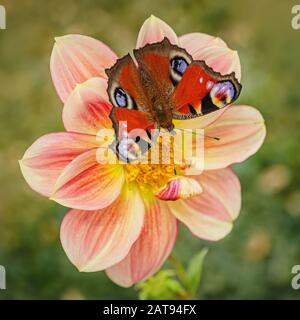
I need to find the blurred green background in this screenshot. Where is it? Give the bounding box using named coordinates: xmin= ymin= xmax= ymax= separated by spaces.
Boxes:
xmin=0 ymin=0 xmax=300 ymax=299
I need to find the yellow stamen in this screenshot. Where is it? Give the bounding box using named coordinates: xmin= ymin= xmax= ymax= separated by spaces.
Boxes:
xmin=124 ymin=138 xmax=184 ymax=193
xmin=125 ymin=163 xmax=176 ymax=193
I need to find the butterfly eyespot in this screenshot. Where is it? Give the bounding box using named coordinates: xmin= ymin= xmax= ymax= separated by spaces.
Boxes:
xmin=210 ymin=81 xmax=236 ymax=108
xmin=114 ymin=88 xmax=128 ymax=107
xmin=113 ymin=87 xmax=137 ymax=110
xmin=170 ymin=56 xmax=189 ymax=85
xmin=171 ymin=57 xmax=188 ymax=75
xmin=117 ymin=138 xmax=141 ymax=162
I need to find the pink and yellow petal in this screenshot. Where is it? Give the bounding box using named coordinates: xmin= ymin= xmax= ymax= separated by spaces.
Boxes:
xmin=179 ymin=32 xmax=241 ymax=81
xmin=19 ymin=132 xmax=100 ymax=197
xmin=199 ymin=46 xmax=241 ymax=81
xmin=50 ymin=34 xmax=117 ymax=102
xmin=156 ymin=176 xmax=202 ymax=201
xmin=60 ymin=184 xmax=144 ymax=272
xmin=106 ymin=198 xmax=178 ymax=287
xmin=136 ymin=15 xmax=178 ymax=48
xmin=174 ymin=107 xmax=227 ymax=130
xmin=204 ymin=105 xmax=266 ymax=170
xmin=51 ymin=149 xmax=124 ymax=210
xmin=168 ymin=168 xmax=241 ymax=241
xmin=63 ymin=77 xmax=112 ymax=134
xmin=179 ymin=32 xmax=227 ymax=56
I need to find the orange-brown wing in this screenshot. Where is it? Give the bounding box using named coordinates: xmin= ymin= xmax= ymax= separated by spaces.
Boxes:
xmin=106 ymin=54 xmax=156 ymax=162
xmin=133 ymin=37 xmax=192 ymax=94
xmin=106 ymin=54 xmax=150 ymax=112
xmin=134 ymin=38 xmax=171 ymax=93
xmin=108 ymin=107 xmax=156 ymax=163
xmin=172 ymin=61 xmax=242 ymax=119
xmin=109 ymin=107 xmax=155 ymax=140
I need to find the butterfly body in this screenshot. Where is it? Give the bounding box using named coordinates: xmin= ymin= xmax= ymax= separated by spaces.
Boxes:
xmin=105 ymin=38 xmax=242 ymax=161
xmin=138 ymin=62 xmax=175 ymax=131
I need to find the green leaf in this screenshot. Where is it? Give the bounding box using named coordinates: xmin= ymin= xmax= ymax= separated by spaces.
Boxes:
xmin=135 ymin=269 xmax=186 ymax=300
xmin=186 ymin=248 xmax=208 ymax=295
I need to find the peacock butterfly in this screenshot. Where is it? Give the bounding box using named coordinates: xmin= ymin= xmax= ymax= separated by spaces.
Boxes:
xmin=105 ymin=37 xmax=242 ymax=162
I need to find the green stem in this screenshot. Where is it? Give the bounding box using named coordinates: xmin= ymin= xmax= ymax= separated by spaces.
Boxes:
xmin=168 ymin=253 xmax=193 ymax=300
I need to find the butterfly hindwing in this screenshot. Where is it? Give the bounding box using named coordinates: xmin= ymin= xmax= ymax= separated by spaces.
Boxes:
xmin=108 ymin=107 xmax=155 ymax=163
xmin=109 ymin=107 xmax=155 ymax=140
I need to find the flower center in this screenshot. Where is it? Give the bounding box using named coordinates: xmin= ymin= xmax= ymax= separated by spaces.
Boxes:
xmin=124 ymin=163 xmax=177 ymax=192
xmin=124 ymin=137 xmax=186 ymax=192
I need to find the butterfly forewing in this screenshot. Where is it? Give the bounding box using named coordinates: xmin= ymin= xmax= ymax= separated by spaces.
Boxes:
xmin=172 ymin=61 xmax=242 ymax=119
xmin=106 ymin=54 xmax=149 ymax=112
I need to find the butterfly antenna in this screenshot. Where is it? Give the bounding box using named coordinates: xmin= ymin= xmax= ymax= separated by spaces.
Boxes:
xmin=176 ymin=128 xmax=220 ymax=141
xmin=203 ymin=134 xmax=220 ymax=141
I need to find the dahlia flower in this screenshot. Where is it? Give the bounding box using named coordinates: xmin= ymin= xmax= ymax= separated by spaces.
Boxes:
xmin=19 ymin=16 xmax=266 ymax=287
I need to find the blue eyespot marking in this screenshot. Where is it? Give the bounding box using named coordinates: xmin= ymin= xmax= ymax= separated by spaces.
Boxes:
xmin=115 ymin=88 xmax=127 ymax=107
xmin=210 ymin=81 xmax=236 ymax=108
xmin=215 ymin=81 xmax=235 ymax=98
xmin=171 ymin=57 xmax=188 ymax=75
